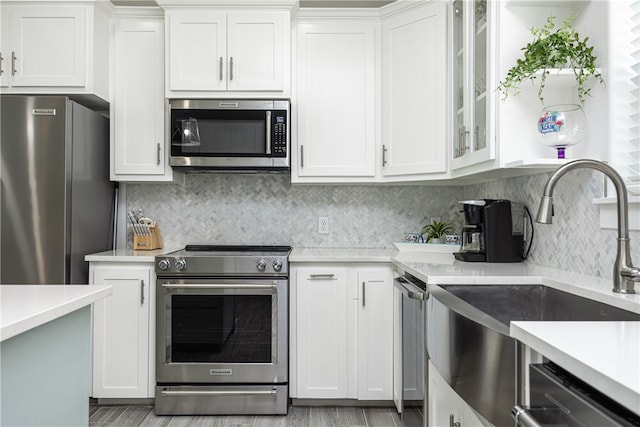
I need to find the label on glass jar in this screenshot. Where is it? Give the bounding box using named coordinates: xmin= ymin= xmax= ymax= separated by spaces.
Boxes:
xmin=538 ymin=111 xmax=565 ymax=134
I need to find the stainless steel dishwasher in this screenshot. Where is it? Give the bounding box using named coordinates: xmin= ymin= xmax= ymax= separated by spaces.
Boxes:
xmin=393 ymin=272 xmax=427 ymax=426
xmin=513 ymin=362 xmax=640 ymax=427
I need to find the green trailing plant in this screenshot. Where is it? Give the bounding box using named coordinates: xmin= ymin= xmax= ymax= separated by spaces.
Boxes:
xmin=497 ymin=15 xmax=604 ymax=105
xmin=420 ymin=220 xmax=454 ymax=243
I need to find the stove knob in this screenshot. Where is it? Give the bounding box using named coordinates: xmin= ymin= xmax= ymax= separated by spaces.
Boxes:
xmin=175 ymin=259 xmax=187 ymax=271
xmin=272 ymin=259 xmax=283 ymax=272
xmin=158 ymin=259 xmax=170 ymax=270
xmin=256 ymin=259 xmax=267 ymax=271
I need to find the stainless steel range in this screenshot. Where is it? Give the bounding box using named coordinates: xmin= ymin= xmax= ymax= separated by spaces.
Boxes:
xmin=154 ymin=245 xmax=291 ymax=415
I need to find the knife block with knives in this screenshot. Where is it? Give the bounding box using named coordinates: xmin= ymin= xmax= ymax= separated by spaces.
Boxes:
xmin=128 ymin=209 xmax=163 ymax=250
xmin=133 ymin=224 xmax=163 ymax=250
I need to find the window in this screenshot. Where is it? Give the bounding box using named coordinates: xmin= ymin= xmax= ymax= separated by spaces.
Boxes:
xmin=609 ymin=0 xmax=640 ymax=195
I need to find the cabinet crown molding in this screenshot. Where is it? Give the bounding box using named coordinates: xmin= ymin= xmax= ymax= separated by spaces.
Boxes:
xmin=155 ymin=0 xmax=296 ymax=8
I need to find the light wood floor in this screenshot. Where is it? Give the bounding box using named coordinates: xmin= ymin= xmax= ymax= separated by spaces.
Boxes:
xmin=89 ymin=404 xmax=423 ymax=427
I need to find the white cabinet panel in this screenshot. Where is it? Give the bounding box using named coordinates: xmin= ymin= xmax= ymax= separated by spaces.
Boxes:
xmin=166 ymin=10 xmax=289 ymax=96
xmin=227 ymin=12 xmax=285 ymax=91
xmin=357 ymin=268 xmax=393 ymax=400
xmin=294 ymin=22 xmax=376 ymax=180
xmin=295 ymin=267 xmax=349 ymax=398
xmin=0 ymin=2 xmax=108 ymax=101
xmin=112 ymin=19 xmax=171 ymax=181
xmin=382 ymin=2 xmax=447 ymax=177
xmin=1 ymin=10 xmax=9 ymax=88
xmin=429 ymin=361 xmax=491 ymax=427
xmin=450 ymin=0 xmax=496 ymax=172
xmin=91 ymin=265 xmax=153 ymax=398
xmin=168 ymin=12 xmax=226 ymax=91
xmin=292 ymin=263 xmax=394 ymax=401
xmin=10 ymin=6 xmax=86 ymax=87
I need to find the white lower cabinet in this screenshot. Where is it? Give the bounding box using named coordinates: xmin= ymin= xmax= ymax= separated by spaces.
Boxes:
xmin=291 ymin=263 xmax=393 ymax=400
xmin=89 ymin=262 xmax=155 ymax=398
xmin=429 ymin=360 xmax=490 ymax=427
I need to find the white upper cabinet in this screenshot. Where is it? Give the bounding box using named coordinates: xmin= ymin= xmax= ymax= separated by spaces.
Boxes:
xmin=0 ymin=2 xmax=109 ymax=103
xmin=111 ymin=15 xmax=180 ymax=182
xmin=165 ymin=10 xmax=289 ymax=97
xmin=167 ymin=11 xmax=226 ymax=91
xmin=226 ymin=12 xmax=286 ymax=91
xmin=292 ymin=2 xmax=448 ymax=184
xmin=293 ymin=21 xmax=377 ymax=182
xmin=0 ymin=10 xmax=9 ymax=88
xmin=381 ymin=1 xmax=448 ymax=179
xmin=450 ymin=0 xmax=496 ymax=173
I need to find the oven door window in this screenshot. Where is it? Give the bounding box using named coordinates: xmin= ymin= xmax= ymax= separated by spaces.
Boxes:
xmin=171 ymin=110 xmax=267 ymax=157
xmin=170 ymin=294 xmax=274 ymax=363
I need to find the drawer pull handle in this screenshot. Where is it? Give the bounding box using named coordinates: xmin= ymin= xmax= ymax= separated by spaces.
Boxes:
xmin=309 ymin=274 xmax=335 ymax=280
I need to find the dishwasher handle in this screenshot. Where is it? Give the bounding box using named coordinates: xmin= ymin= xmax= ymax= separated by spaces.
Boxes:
xmin=394 ymin=276 xmax=426 ymax=300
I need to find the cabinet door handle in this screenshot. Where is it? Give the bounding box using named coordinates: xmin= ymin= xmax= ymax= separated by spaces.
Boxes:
xmin=0 ymin=52 xmax=4 ymax=76
xmin=157 ymin=143 xmax=161 ymax=165
xmin=458 ymin=126 xmax=470 ymax=156
xmin=140 ymin=280 xmax=145 ymax=305
xmin=229 ymin=57 xmax=234 ymax=81
xmin=219 ymin=57 xmax=223 ymax=81
xmin=309 ymin=274 xmax=335 ymax=280
xmin=449 ymin=414 xmax=461 ymax=427
xmin=362 ymin=281 xmax=366 ymax=307
xmin=300 ymin=145 xmax=304 ymax=168
xmin=11 ymin=51 xmax=17 ymax=76
xmin=382 ymin=144 xmax=388 ymax=167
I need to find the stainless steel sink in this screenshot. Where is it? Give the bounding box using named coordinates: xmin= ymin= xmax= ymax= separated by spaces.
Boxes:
xmin=427 ymin=284 xmax=639 ymax=427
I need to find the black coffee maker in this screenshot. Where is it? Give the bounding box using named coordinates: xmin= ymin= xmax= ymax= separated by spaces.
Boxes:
xmin=454 ymin=199 xmax=525 ymax=263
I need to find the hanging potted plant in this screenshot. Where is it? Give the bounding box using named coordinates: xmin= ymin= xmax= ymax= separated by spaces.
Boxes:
xmin=497 ymin=15 xmax=605 ymax=159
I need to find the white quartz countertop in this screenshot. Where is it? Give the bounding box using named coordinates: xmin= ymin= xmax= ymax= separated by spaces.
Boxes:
xmin=85 ymin=248 xmax=173 ymax=263
xmin=289 ymin=247 xmax=394 ymax=263
xmin=393 ymin=252 xmax=640 ymax=313
xmin=511 ymin=321 xmax=640 ymax=415
xmin=0 ymin=285 xmax=112 ymax=342
xmin=391 ymin=251 xmax=640 ymax=415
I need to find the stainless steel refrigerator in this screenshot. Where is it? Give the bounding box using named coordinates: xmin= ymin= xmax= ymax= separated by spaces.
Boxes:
xmin=1 ymin=95 xmax=114 ymax=284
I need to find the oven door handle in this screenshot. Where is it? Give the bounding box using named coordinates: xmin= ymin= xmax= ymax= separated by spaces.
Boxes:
xmin=162 ymin=283 xmax=277 ymax=290
xmin=161 ymin=389 xmax=277 ymax=397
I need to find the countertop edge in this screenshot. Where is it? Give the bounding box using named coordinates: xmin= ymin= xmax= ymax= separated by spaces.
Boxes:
xmin=1 ymin=285 xmax=112 ymax=342
xmin=85 ymin=248 xmax=173 ymax=263
xmin=289 ymin=248 xmax=395 ymax=263
xmin=510 ymin=321 xmax=640 ymax=416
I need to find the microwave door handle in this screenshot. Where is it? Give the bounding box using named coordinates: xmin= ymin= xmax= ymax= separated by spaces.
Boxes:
xmin=265 ymin=110 xmax=272 ymax=155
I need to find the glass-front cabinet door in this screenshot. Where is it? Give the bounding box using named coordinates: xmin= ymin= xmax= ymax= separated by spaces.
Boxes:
xmin=451 ymin=0 xmax=495 ymax=171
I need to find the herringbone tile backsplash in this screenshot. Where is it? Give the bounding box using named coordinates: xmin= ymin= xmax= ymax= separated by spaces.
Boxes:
xmin=127 ymin=170 xmax=639 ymax=279
xmin=126 ymin=174 xmax=464 ymax=250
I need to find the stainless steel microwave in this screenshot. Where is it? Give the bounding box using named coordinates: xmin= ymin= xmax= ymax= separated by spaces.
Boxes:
xmin=169 ymin=99 xmax=290 ymax=171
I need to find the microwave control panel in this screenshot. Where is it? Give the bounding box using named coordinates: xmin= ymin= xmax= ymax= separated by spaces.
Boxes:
xmin=272 ymin=112 xmax=288 ymax=157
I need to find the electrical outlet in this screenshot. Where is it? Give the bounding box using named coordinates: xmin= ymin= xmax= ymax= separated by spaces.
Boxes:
xmin=318 ymin=216 xmax=329 ymax=234
xmin=430 ymin=216 xmax=441 ymax=223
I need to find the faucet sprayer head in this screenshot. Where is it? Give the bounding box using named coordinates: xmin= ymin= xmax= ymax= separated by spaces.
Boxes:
xmin=536 ymin=196 xmax=554 ymax=224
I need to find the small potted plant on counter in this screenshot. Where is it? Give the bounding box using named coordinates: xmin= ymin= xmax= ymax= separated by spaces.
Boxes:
xmin=420 ymin=220 xmax=454 ymax=244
